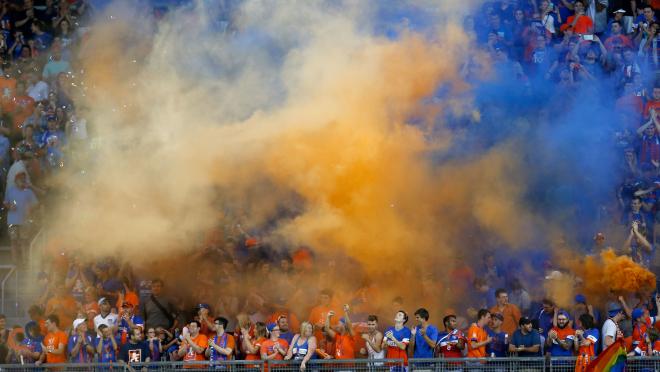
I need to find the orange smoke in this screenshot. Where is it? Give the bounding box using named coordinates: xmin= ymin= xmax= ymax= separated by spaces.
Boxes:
xmin=561 ymin=249 xmax=656 ymax=305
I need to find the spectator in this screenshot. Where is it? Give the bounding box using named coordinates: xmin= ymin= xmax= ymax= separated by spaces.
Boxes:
xmin=276 ymin=314 xmax=294 ymax=345
xmin=26 ymin=72 xmax=48 ymax=102
xmin=436 ymin=314 xmax=466 ymax=358
xmin=261 ymin=323 xmax=288 ymax=361
xmin=602 ymin=307 xmax=625 ymax=349
xmin=93 ymin=297 xmax=118 ymax=338
xmin=635 ymin=5 xmax=656 ymax=26
xmin=546 ymin=311 xmax=575 ymax=357
xmin=96 ymin=324 xmax=118 ymax=364
xmin=308 ymin=289 xmax=336 ymax=343
xmin=35 ymin=314 xmax=67 ymax=366
xmin=623 ymin=220 xmax=653 ymax=266
xmin=382 ymin=310 xmax=411 ymax=365
xmin=630 ymin=307 xmax=654 ymax=355
xmin=467 ymin=309 xmax=492 ymax=358
xmin=19 ymin=321 xmax=42 ymax=364
xmin=574 ymin=313 xmax=599 ymax=361
xmin=409 ymin=308 xmax=438 ymax=359
xmin=605 ymin=21 xmax=633 ymax=51
xmin=636 ymin=113 xmax=660 ymax=169
xmin=536 ymin=298 xmax=556 ymax=338
xmin=145 ymin=327 xmax=162 ymax=362
xmin=119 ymin=327 xmax=151 ymax=365
xmin=68 ymin=318 xmax=94 ymax=363
xmin=509 ymin=317 xmax=541 ymax=357
xmin=178 ymin=320 xmax=208 ymax=366
xmin=4 ymin=171 xmax=37 ymax=265
xmin=143 ymin=279 xmax=178 ymax=331
xmin=206 ymin=316 xmax=235 ymax=363
xmin=284 ymin=321 xmax=317 ymax=368
xmin=486 ymin=313 xmax=508 ymax=357
xmin=195 ymin=303 xmax=215 ymax=338
xmin=44 ymin=286 xmax=77 ymax=333
xmin=561 ymin=1 xmax=594 ymax=34
xmin=41 ymin=49 xmax=69 ymax=81
xmin=358 ymin=315 xmax=384 ymax=361
xmin=30 ymin=21 xmax=51 ymax=51
xmin=539 ymin=0 xmax=561 ymax=37
xmin=572 ymin=294 xmax=599 ymax=326
xmin=509 ymin=278 xmax=532 ymax=316
xmin=242 ymin=321 xmax=267 ymax=361
xmin=118 ymin=302 xmax=144 ymax=345
xmin=490 ymin=289 xmax=521 ymax=336
xmin=324 ymin=304 xmax=355 ymax=360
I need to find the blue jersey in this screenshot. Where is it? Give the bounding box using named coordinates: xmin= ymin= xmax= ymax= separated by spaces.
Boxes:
xmin=97 ymin=337 xmax=118 ymax=363
xmin=413 ymin=324 xmax=439 ymax=358
xmin=485 ymin=328 xmax=508 ymax=357
xmin=68 ymin=334 xmax=95 ymax=363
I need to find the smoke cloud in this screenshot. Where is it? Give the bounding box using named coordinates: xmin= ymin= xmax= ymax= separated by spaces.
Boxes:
xmin=42 ymin=0 xmax=655 ymax=316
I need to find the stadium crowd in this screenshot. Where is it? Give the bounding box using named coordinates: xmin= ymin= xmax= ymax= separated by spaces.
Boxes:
xmin=0 ymin=0 xmax=660 ymax=368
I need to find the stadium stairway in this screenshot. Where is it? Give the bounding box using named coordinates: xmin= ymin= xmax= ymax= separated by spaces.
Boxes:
xmin=0 ymin=245 xmax=38 ymax=327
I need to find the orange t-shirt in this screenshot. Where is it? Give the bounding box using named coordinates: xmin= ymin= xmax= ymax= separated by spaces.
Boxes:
xmin=260 ymin=338 xmax=289 ymax=360
xmin=309 ymin=305 xmax=337 ymax=342
xmin=45 ymin=296 xmax=78 ymax=332
xmin=467 ymin=323 xmax=488 ymax=358
xmin=0 ymin=77 xmax=16 ymax=109
xmin=245 ymin=336 xmax=266 ymax=360
xmin=7 ymin=95 xmax=34 ymax=132
xmin=43 ymin=330 xmax=68 ymax=364
xmin=490 ymin=304 xmax=521 ymax=336
xmin=562 ymin=15 xmax=594 ymax=34
xmin=181 ymin=333 xmax=208 ymax=367
xmin=334 ymin=333 xmax=355 ymax=359
xmin=645 ymin=100 xmax=660 ymax=118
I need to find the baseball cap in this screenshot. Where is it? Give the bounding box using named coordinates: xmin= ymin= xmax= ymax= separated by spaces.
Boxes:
xmin=97 ymin=297 xmax=108 ymax=306
xmin=575 ymin=294 xmax=587 ymax=304
xmin=492 ymin=313 xmax=504 ymax=321
xmin=519 ymin=317 xmax=532 ymax=326
xmin=266 ymin=323 xmax=278 ymax=332
xmin=73 ymin=318 xmax=86 ymax=330
xmin=607 ymin=302 xmax=623 ymax=317
xmin=613 ymin=9 xmax=626 ymax=14
xmin=197 ymin=303 xmax=210 ymax=310
xmin=632 ymin=308 xmax=645 ymax=321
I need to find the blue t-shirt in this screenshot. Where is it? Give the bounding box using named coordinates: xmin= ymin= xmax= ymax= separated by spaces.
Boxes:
xmin=4 ymin=186 xmax=37 ymax=225
xmin=413 ymin=324 xmax=439 ymax=358
xmin=535 ymin=309 xmax=554 ymax=338
xmin=68 ymin=334 xmax=95 ymax=363
xmin=279 ymin=331 xmax=294 ymax=345
xmin=486 ymin=327 xmax=508 ymax=357
xmin=511 ymin=329 xmax=541 ymax=357
xmin=97 ymin=337 xmax=118 ymax=363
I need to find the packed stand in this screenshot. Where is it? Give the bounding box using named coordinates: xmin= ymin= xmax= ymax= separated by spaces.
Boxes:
xmin=2 ymin=0 xmax=660 ymax=368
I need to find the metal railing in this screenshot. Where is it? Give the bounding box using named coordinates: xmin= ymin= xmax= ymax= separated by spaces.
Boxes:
xmin=27 ymin=227 xmax=45 ymax=274
xmin=0 ymin=357 xmax=658 ymax=371
xmin=0 ymin=264 xmax=16 ymax=315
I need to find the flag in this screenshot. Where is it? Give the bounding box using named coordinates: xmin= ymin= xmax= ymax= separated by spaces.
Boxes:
xmin=585 ymin=339 xmax=627 ymax=372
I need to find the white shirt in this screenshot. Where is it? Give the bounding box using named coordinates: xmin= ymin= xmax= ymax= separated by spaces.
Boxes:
xmin=94 ymin=313 xmax=119 ymax=336
xmin=601 ymin=318 xmax=617 ymax=350
xmin=27 ymin=81 xmax=49 ymax=102
xmin=5 ymin=161 xmax=30 ymax=197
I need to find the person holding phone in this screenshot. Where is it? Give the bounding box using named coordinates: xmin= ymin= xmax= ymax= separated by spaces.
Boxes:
xmin=560 ymin=0 xmax=594 ymax=35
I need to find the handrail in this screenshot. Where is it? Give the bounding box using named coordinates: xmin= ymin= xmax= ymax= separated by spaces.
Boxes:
xmin=0 ymin=264 xmax=15 ymax=314
xmin=28 ymin=227 xmax=44 ymax=273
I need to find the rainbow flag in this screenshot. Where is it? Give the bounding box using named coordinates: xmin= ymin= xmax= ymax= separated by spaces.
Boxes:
xmin=585 ymin=339 xmax=627 ymax=372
